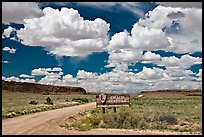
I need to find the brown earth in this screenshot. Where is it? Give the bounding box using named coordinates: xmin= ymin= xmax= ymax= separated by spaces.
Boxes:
xmin=2 ymin=102 xmax=200 ymax=135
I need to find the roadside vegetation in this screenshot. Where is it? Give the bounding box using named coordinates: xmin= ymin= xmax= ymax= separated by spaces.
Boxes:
xmin=72 ymin=97 xmax=89 ymax=103
xmin=60 ymin=91 xmax=202 ymax=134
xmin=2 ymin=90 xmax=95 ymax=119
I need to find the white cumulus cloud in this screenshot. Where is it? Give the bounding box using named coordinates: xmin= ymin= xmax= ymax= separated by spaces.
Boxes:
xmin=157 ymin=2 xmax=202 ymax=8
xmin=156 ymin=54 xmax=202 ymax=69
xmin=2 ymin=26 xmax=16 ymax=38
xmin=2 ymin=46 xmax=16 ymax=54
xmin=195 ymin=69 xmax=202 ymax=81
xmin=15 ymin=7 xmax=110 ymax=57
xmin=2 ymin=60 xmax=10 ymax=64
xmin=3 ymin=76 xmax=36 ymax=83
xmin=2 ymin=2 xmax=43 ymax=24
xmin=138 ymin=5 xmax=202 ymax=53
xmin=32 ymin=68 xmax=49 ymax=76
xmin=142 ymin=51 xmax=161 ymax=61
xmin=136 ymin=67 xmax=164 ymax=80
xmin=77 ymin=70 xmax=98 ymax=80
xmin=3 ymin=65 xmax=202 ymax=93
xmin=20 ymin=74 xmax=34 ymax=78
xmin=105 ymin=5 xmax=202 ymax=73
xmin=31 ymin=67 xmax=63 ymax=76
xmin=38 ymin=72 xmax=63 ymax=85
xmin=51 ymin=67 xmax=63 ymax=72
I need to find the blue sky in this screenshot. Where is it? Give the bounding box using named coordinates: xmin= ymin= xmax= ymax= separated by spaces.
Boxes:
xmin=2 ymin=2 xmax=202 ymax=93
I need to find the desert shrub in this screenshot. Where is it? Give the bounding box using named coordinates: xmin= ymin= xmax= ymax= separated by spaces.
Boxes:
xmin=5 ymin=112 xmax=17 ymax=118
xmin=101 ymin=110 xmax=143 ymax=129
xmin=46 ymin=97 xmax=52 ymax=102
xmin=59 ymin=123 xmax=69 ymax=129
xmin=44 ymin=97 xmax=54 ymax=105
xmin=36 ymin=108 xmax=41 ymax=112
xmin=6 ymin=113 xmax=12 ymax=118
xmin=143 ymin=115 xmax=160 ymax=123
xmin=103 ymin=114 xmax=117 ymax=128
xmin=159 ymin=114 xmax=178 ymax=125
xmin=21 ymin=110 xmax=28 ymax=115
xmin=30 ymin=109 xmax=37 ymax=113
xmin=151 ymin=121 xmax=166 ymax=130
xmin=90 ymin=108 xmax=100 ymax=114
xmin=15 ymin=111 xmax=21 ymax=115
xmin=29 ymin=100 xmax=38 ymax=105
xmin=72 ymin=97 xmax=89 ymax=103
xmin=81 ymin=114 xmax=101 ymax=128
xmin=21 ymin=111 xmax=25 ymax=115
xmin=11 ymin=112 xmax=17 ymax=117
xmin=143 ymin=114 xmax=178 ymax=129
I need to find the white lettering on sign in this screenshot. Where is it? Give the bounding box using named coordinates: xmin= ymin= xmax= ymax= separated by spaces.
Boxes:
xmin=109 ymin=99 xmax=127 ymax=103
xmin=110 ymin=95 xmax=125 ymax=99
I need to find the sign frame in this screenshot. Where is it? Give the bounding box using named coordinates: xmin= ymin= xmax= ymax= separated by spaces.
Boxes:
xmin=96 ymin=93 xmax=130 ymax=108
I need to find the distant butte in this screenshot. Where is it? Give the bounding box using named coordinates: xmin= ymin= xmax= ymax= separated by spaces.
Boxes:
xmin=2 ymin=80 xmax=87 ymax=95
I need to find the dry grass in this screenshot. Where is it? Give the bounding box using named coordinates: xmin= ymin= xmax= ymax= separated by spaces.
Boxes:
xmin=61 ymin=91 xmax=202 ymax=134
xmin=2 ymin=90 xmax=95 ymax=119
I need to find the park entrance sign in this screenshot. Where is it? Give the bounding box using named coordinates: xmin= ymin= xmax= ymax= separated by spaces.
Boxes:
xmin=96 ymin=94 xmax=130 ymax=108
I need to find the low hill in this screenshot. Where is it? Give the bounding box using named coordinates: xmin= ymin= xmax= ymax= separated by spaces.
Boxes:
xmin=2 ymin=80 xmax=87 ymax=94
xmin=139 ymin=89 xmax=202 ymax=96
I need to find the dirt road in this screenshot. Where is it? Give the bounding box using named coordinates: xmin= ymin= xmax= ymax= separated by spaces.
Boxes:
xmin=2 ymin=102 xmax=199 ymax=135
xmin=2 ymin=102 xmax=95 ymax=135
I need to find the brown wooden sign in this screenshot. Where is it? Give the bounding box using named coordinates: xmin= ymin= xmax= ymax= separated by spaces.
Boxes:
xmin=96 ymin=94 xmax=130 ymax=107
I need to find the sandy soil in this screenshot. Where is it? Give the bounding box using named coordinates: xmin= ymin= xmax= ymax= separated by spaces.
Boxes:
xmin=2 ymin=102 xmax=201 ymax=135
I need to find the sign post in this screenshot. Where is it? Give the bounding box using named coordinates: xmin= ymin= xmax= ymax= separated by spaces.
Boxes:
xmin=102 ymin=107 xmax=105 ymax=113
xmin=113 ymin=107 xmax=116 ymax=113
xmin=96 ymin=94 xmax=130 ymax=113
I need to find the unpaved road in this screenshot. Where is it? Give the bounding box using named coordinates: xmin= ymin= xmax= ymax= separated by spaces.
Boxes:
xmin=2 ymin=102 xmax=200 ymax=135
xmin=2 ymin=102 xmax=95 ymax=135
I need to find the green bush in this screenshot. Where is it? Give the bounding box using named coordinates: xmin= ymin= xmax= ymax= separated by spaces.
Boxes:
xmin=81 ymin=114 xmax=101 ymax=128
xmin=86 ymin=110 xmax=144 ymax=129
xmin=11 ymin=112 xmax=17 ymax=117
xmin=36 ymin=108 xmax=41 ymax=112
xmin=6 ymin=113 xmax=12 ymax=118
xmin=5 ymin=112 xmax=17 ymax=118
xmin=21 ymin=110 xmax=27 ymax=115
xmin=46 ymin=97 xmax=52 ymax=102
xmin=72 ymin=97 xmax=89 ymax=103
xmin=44 ymin=97 xmax=54 ymax=105
xmin=90 ymin=108 xmax=100 ymax=114
xmin=29 ymin=100 xmax=38 ymax=105
xmin=30 ymin=109 xmax=38 ymax=113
